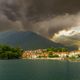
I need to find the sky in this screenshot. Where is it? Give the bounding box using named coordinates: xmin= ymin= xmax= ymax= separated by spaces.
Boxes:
xmin=0 ymin=0 xmax=80 ymax=46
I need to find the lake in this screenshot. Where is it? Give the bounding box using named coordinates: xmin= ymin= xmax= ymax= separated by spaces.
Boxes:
xmin=0 ymin=59 xmax=80 ymax=80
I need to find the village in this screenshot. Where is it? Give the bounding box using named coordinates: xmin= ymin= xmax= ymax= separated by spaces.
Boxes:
xmin=22 ymin=48 xmax=80 ymax=61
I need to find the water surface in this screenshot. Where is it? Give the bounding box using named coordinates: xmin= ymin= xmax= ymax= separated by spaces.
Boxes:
xmin=0 ymin=60 xmax=80 ymax=80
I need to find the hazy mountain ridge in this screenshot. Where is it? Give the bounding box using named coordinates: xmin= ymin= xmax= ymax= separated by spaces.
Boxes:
xmin=0 ymin=31 xmax=66 ymax=50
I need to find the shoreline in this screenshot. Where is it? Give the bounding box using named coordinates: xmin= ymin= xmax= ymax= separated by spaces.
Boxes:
xmin=22 ymin=58 xmax=63 ymax=60
xmin=0 ymin=58 xmax=80 ymax=62
xmin=22 ymin=58 xmax=80 ymax=62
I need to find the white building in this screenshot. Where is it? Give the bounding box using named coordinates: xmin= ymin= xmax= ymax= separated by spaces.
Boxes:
xmin=69 ymin=51 xmax=80 ymax=58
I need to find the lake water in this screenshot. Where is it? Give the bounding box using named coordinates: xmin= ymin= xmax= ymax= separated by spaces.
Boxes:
xmin=0 ymin=59 xmax=80 ymax=80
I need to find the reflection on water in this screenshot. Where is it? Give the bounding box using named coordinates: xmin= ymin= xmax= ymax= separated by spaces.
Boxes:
xmin=0 ymin=60 xmax=80 ymax=80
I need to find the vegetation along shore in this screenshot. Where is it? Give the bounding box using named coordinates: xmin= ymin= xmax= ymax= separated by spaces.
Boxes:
xmin=0 ymin=45 xmax=80 ymax=62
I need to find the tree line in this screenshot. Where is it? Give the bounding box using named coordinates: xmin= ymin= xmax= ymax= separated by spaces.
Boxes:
xmin=47 ymin=47 xmax=68 ymax=52
xmin=0 ymin=45 xmax=24 ymax=59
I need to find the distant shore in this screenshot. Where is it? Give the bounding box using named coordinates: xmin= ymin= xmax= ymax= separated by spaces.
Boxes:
xmin=22 ymin=58 xmax=80 ymax=62
xmin=22 ymin=58 xmax=63 ymax=60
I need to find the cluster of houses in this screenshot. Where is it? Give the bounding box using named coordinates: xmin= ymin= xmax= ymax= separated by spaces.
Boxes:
xmin=22 ymin=49 xmax=48 ymax=59
xmin=22 ymin=48 xmax=80 ymax=59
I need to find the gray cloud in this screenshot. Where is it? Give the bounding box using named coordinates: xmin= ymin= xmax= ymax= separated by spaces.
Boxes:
xmin=0 ymin=0 xmax=80 ymax=37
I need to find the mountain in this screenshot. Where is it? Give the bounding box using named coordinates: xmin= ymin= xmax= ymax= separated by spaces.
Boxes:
xmin=0 ymin=31 xmax=65 ymax=50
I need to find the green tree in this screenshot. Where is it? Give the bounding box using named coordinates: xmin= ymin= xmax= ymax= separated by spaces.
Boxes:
xmin=0 ymin=45 xmax=24 ymax=59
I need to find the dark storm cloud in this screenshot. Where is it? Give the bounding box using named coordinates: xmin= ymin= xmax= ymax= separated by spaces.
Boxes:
xmin=0 ymin=0 xmax=80 ymax=37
